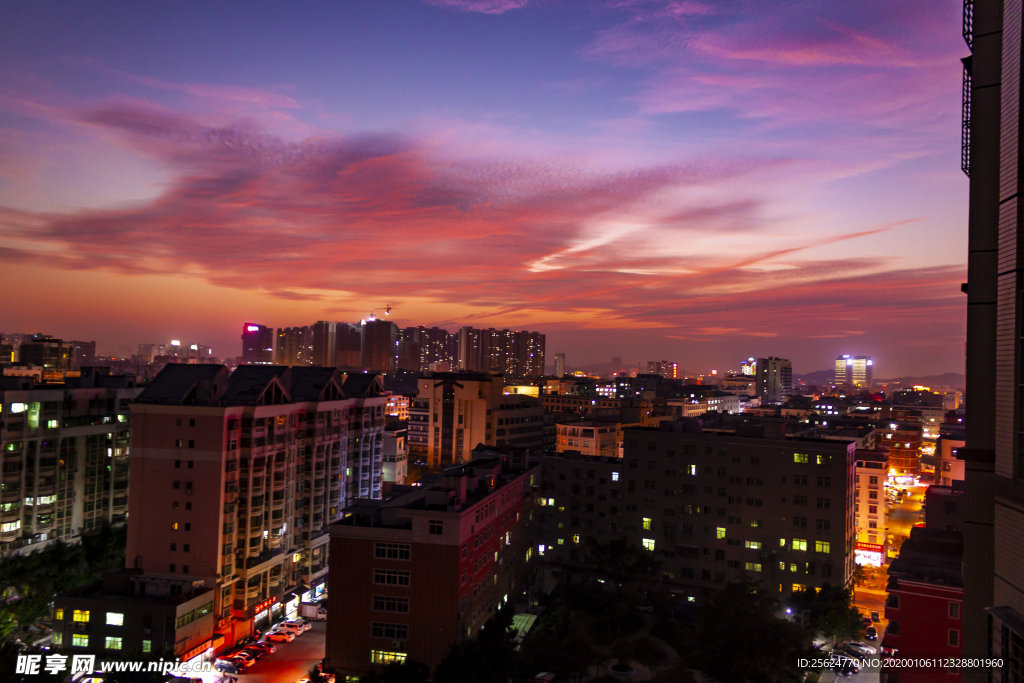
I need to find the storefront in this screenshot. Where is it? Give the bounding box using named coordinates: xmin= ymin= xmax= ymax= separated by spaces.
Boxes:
xmin=253 ymin=596 xmax=278 ymax=631
xmin=855 ymin=541 xmax=885 ymax=567
xmin=182 ymin=633 xmax=226 ymax=667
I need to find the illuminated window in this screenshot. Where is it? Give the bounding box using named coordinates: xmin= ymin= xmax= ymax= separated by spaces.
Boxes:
xmin=748 ymin=519 xmax=760 ymax=527
xmin=816 ymin=455 xmax=827 ymax=465
xmin=745 ymin=541 xmax=762 ymax=550
xmin=642 ymin=517 xmax=653 ymax=530
xmin=790 ymin=564 xmax=797 ymax=572
xmin=142 ymin=640 xmax=152 ymax=653
xmin=642 ymin=538 xmax=655 ymax=551
xmin=105 ymin=636 xmax=122 ymax=650
xmin=53 ymin=632 xmax=62 ymax=646
xmin=538 ymin=544 xmax=545 ymax=556
xmin=779 ymin=562 xmax=785 ymax=570
xmin=792 ymin=583 xmax=807 ymax=592
xmin=72 ymin=610 xmax=90 ymax=623
xmin=525 ymin=548 xmax=532 ymax=562
xmin=815 ymin=541 xmax=831 ymax=553
xmin=779 ymin=538 xmax=786 ymax=547
xmin=46 ymin=420 xmax=58 ymax=429
xmin=557 ymin=538 xmax=564 ymax=545
xmin=744 ymin=562 xmax=762 ymax=572
xmin=572 ymin=534 xmax=580 ymax=544
xmin=794 ymin=453 xmax=809 ymax=464
xmin=9 ymin=403 xmax=26 ymax=414
xmin=612 ymin=472 xmax=619 ymax=482
xmin=370 ymin=650 xmax=407 ymax=665
xmin=792 ymin=539 xmax=808 ymax=551
xmin=54 ymin=609 xmax=63 ymax=621
xmin=716 ymin=527 xmax=726 ymax=539
xmin=72 ymin=634 xmax=89 ymax=647
xmin=106 ymin=612 xmax=124 ymax=626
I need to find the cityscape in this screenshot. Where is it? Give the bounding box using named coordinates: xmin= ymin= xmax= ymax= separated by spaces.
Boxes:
xmin=0 ymin=2 xmax=1014 ymax=683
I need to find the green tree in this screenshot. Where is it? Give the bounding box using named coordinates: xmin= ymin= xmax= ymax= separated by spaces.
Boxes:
xmin=434 ymin=603 xmax=517 ymax=683
xmin=692 ymin=579 xmax=810 ymax=683
xmin=852 ymin=565 xmax=868 ymax=587
xmin=792 ymin=584 xmax=862 ymax=645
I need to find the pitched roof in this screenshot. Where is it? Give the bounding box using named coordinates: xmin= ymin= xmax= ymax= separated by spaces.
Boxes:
xmin=136 ymin=364 xmax=228 ymax=405
xmin=219 ymin=365 xmax=290 ymax=405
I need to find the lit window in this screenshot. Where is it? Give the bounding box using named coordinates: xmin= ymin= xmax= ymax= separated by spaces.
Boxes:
xmin=72 ymin=634 xmax=89 ymax=647
xmin=572 ymin=534 xmax=580 ymax=544
xmin=612 ymin=472 xmax=619 ymax=482
xmin=749 ymin=519 xmax=760 ymax=527
xmin=105 ymin=636 xmax=122 ymax=650
xmin=779 ymin=538 xmax=786 ymax=547
xmin=642 ymin=538 xmax=655 ymax=551
xmin=792 ymin=583 xmax=807 ymax=592
xmin=54 ymin=608 xmax=63 ymax=620
xmin=794 ymin=453 xmax=809 ymax=464
xmin=53 ymin=632 xmax=62 ymax=646
xmin=745 ymin=541 xmax=762 ymax=550
xmin=792 ymin=539 xmax=807 ymax=551
xmin=744 ymin=562 xmax=761 ymax=572
xmin=106 ymin=612 xmax=124 ymax=626
xmin=72 ymin=610 xmax=90 ymax=623
xmin=370 ymin=650 xmax=408 ymax=665
xmin=538 ymin=544 xmax=545 ymax=556
xmin=142 ymin=640 xmax=152 ymax=653
xmin=643 ymin=517 xmax=653 ymax=530
xmin=815 ymin=540 xmax=831 ymax=553
xmin=9 ymin=403 xmax=26 ymax=414
xmin=816 ymin=455 xmax=827 ymax=465
xmin=525 ymin=548 xmax=532 ymax=562
xmin=46 ymin=420 xmax=58 ymax=429
xmin=716 ymin=527 xmax=726 ymax=539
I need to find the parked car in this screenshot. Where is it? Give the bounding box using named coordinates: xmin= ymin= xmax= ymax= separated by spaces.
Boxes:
xmin=248 ymin=641 xmax=276 ymax=655
xmin=271 ymin=624 xmax=303 ymax=635
xmin=862 ymin=616 xmax=872 ymax=627
xmin=841 ymin=641 xmax=877 ymax=657
xmin=229 ymin=653 xmax=255 ymax=669
xmin=865 ymin=626 xmax=878 ymax=640
xmin=282 ymin=619 xmax=312 ymax=632
xmin=263 ymin=631 xmax=295 ymax=642
xmin=871 ymin=611 xmax=881 ymax=623
xmin=240 ymin=647 xmax=268 ymax=660
xmin=213 ymin=660 xmax=240 ymax=675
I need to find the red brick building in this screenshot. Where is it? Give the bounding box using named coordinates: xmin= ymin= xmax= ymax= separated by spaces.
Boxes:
xmin=323 ymin=452 xmax=540 ymax=676
xmin=882 ymin=527 xmax=963 ymax=683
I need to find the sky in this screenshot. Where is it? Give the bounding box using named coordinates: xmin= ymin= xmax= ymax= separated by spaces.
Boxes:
xmin=0 ymin=0 xmax=969 ymax=376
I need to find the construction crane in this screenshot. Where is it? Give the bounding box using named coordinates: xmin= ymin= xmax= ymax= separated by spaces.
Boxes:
xmin=367 ymin=304 xmax=393 ymax=321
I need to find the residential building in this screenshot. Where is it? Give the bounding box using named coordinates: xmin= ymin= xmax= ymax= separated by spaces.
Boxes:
xmin=647 ymin=361 xmax=678 ymax=379
xmin=666 ymin=393 xmax=740 ymax=418
xmin=926 ymin=484 xmax=965 ymax=534
xmin=322 ymin=454 xmax=540 ymax=676
xmin=854 ymin=450 xmax=888 ymax=566
xmin=936 ymin=438 xmax=966 ymax=486
xmin=69 ymin=341 xmax=97 ymax=369
xmin=125 ymin=363 xmax=387 ymax=646
xmin=457 ymin=327 xmax=546 ymax=378
xmin=754 ymin=357 xmax=792 ymax=404
xmin=719 ymin=375 xmax=756 ymax=396
xmin=336 ymin=323 xmax=362 ymax=368
xmin=240 ymin=324 xmax=273 ymax=364
xmin=882 ymin=528 xmax=963 ymax=682
xmin=52 ymin=569 xmax=217 ymax=662
xmin=275 ymin=327 xmax=313 ymax=367
xmin=408 ymin=372 xmax=543 ymax=469
xmin=382 ymin=420 xmax=408 ymax=485
xmin=835 ymin=355 xmax=873 ymax=388
xmin=878 ymin=421 xmax=923 ymax=480
xmin=555 ymin=421 xmax=618 ymax=458
xmin=0 ymin=368 xmax=142 ymax=557
xmin=553 ymin=353 xmax=566 ymax=378
xmin=311 ymin=321 xmax=337 ymax=367
xmin=386 ymin=393 xmax=410 ymax=420
xmin=536 ymin=417 xmax=857 ymax=600
xmin=19 ymin=335 xmax=74 ymax=371
xmin=361 ymin=319 xmax=397 ymax=373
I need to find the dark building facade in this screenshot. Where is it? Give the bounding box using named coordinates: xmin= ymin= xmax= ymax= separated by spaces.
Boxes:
xmin=240 ymin=323 xmax=273 ymax=364
xmin=961 ymin=1 xmax=1024 ymax=677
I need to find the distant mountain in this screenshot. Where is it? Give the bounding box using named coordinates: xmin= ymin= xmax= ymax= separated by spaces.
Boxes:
xmin=794 ymin=370 xmax=964 ymax=390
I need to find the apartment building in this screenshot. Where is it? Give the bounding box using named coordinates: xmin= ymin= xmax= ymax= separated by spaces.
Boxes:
xmin=854 ymin=450 xmax=888 ymax=566
xmin=126 ymin=363 xmax=387 ymax=645
xmin=407 ymin=372 xmax=543 ymax=468
xmin=536 ymin=418 xmax=857 ymax=599
xmin=878 ymin=421 xmax=923 ymax=479
xmin=323 ymin=454 xmax=540 ymax=676
xmin=456 ymin=327 xmax=545 ymax=378
xmin=0 ymin=368 xmax=141 ymax=557
xmin=555 ymin=421 xmax=618 ymax=458
xmin=382 ymin=421 xmax=408 ymax=486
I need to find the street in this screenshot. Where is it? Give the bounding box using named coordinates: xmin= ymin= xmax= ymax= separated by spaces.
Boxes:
xmin=195 ymin=622 xmax=326 ymax=683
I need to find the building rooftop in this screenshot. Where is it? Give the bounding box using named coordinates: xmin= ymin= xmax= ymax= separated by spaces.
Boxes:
xmin=887 ymin=527 xmax=963 ymax=588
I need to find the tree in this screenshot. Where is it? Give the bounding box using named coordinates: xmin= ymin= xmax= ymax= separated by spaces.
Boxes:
xmin=792 ymin=584 xmax=862 ymax=645
xmin=852 ymin=565 xmax=868 ymax=587
xmin=434 ymin=603 xmax=517 ymax=683
xmin=361 ymin=659 xmax=430 ymax=683
xmin=692 ymin=579 xmax=811 ymax=683
xmin=583 ymin=539 xmax=661 ymax=587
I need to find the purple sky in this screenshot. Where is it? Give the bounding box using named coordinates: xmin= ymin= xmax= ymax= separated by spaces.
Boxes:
xmin=0 ymin=0 xmax=969 ymax=376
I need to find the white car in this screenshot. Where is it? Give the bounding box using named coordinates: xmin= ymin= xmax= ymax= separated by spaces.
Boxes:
xmin=263 ymin=630 xmax=295 ymax=642
xmin=842 ymin=641 xmax=877 ymax=657
xmin=282 ymin=619 xmax=311 ymax=632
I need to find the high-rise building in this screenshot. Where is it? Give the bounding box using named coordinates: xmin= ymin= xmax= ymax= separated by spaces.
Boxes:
xmin=311 ymin=321 xmax=337 ymax=367
xmin=361 ymin=319 xmax=397 ymax=373
xmin=18 ymin=334 xmax=74 ymax=371
xmin=276 ymin=326 xmax=313 ymax=366
xmin=69 ymin=340 xmax=96 ymax=368
xmin=0 ymin=368 xmax=141 ymax=557
xmin=125 ymin=364 xmax=388 ymax=644
xmin=853 ymin=451 xmax=889 ymax=566
xmin=407 ymin=372 xmax=543 ymax=468
xmin=323 ymin=454 xmax=540 ymax=676
xmin=456 ymin=327 xmax=545 ymax=378
xmin=335 ymin=323 xmax=362 ymax=368
xmin=740 ymin=358 xmax=757 ymax=376
xmin=834 ymin=355 xmax=873 ymax=388
xmin=754 ymin=357 xmax=792 ymax=404
xmin=554 ymin=352 xmax=566 ymax=377
xmin=647 ymin=360 xmax=678 ymax=379
xmin=960 ymin=2 xmax=1024 ymax=672
xmin=240 ymin=323 xmax=273 ymax=364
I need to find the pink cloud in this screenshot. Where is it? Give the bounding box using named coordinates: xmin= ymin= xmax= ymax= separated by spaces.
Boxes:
xmin=423 ymin=0 xmax=531 ymax=14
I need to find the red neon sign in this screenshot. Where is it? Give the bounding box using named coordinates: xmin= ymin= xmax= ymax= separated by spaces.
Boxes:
xmin=254 ymin=596 xmax=277 ymax=613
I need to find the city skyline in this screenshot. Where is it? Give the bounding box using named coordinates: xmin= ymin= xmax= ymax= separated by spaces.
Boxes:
xmin=0 ymin=0 xmax=967 ymax=375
